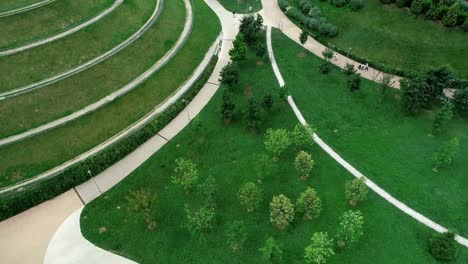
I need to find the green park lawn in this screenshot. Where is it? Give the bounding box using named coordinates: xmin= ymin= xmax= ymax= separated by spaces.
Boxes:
xmin=0 ymin=0 xmax=44 ymax=11
xmin=81 ymin=36 xmax=468 ymax=263
xmin=0 ymin=0 xmax=156 ymax=92
xmin=0 ymin=0 xmax=221 ymax=188
xmin=271 ymin=29 xmax=468 ymax=236
xmin=0 ymin=0 xmax=182 ymax=138
xmin=219 ymin=0 xmax=262 ymax=13
xmin=290 ymin=0 xmax=468 ymax=78
xmin=0 ymin=0 xmax=115 ymax=48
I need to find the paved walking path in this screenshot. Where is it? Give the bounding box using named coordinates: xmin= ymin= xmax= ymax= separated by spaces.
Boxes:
xmin=0 ymin=0 xmax=124 ymax=57
xmin=266 ymin=25 xmax=468 ymax=248
xmin=0 ymin=0 xmax=163 ymax=100
xmin=0 ymin=0 xmax=56 ymax=17
xmin=0 ymin=0 xmax=192 ymax=149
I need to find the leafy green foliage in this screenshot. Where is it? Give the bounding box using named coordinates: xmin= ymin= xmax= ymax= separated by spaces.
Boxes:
xmin=259 ymin=237 xmax=283 ymax=263
xmin=172 ymin=158 xmax=199 ymax=192
xmin=432 ymin=99 xmax=454 ymax=134
xmin=296 ymin=187 xmax=322 ymax=220
xmin=349 ymin=0 xmax=364 ymax=11
xmin=300 ymin=30 xmax=308 ymax=44
xmin=295 ymin=151 xmax=315 ymax=180
xmin=400 ymin=75 xmax=430 ymax=114
xmin=229 ymin=34 xmax=248 ymax=62
xmin=348 ymin=74 xmax=361 ymax=92
xmin=239 ymin=14 xmax=264 ymax=46
xmin=262 ymin=93 xmax=274 ymax=112
xmin=292 ymin=123 xmax=315 ymax=150
xmin=429 ymin=232 xmax=459 ymax=261
xmin=442 ymin=2 xmax=461 ymax=27
xmin=255 ymin=42 xmax=266 ymax=58
xmin=336 ymin=210 xmax=365 ymax=248
xmin=244 ymin=98 xmax=262 ymax=130
xmin=238 ymin=182 xmax=263 ymax=212
xmin=220 ymin=62 xmax=240 ymax=87
xmin=453 ymin=88 xmax=468 ymax=116
xmin=220 ymin=88 xmax=235 ymax=122
xmin=321 ymin=48 xmax=334 ymax=61
xmin=345 ymin=177 xmax=368 ymax=206
xmin=433 ymin=137 xmax=460 ymax=170
xmin=264 ymin=128 xmax=292 ymax=160
xmin=184 ymin=205 xmax=216 ymax=235
xmin=304 ymin=232 xmax=334 ymax=264
xmin=270 ymin=194 xmax=295 ymax=230
xmin=410 ymin=0 xmax=424 ymax=14
xmin=319 ymin=62 xmax=332 ymax=74
xmin=344 ymin=63 xmax=356 ymax=75
xmin=226 ymin=220 xmax=247 ymax=252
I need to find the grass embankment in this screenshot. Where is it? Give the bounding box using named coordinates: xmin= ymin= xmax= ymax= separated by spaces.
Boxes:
xmin=0 ymin=0 xmax=44 ymax=12
xmin=81 ymin=37 xmax=468 ymax=263
xmin=0 ymin=0 xmax=220 ymax=188
xmin=0 ymin=0 xmax=181 ymax=138
xmin=0 ymin=0 xmax=156 ymax=92
xmin=0 ymin=0 xmax=115 ymax=48
xmin=272 ymin=29 xmax=468 ymax=236
xmin=219 ymin=0 xmax=262 ymax=13
xmin=291 ymin=0 xmax=468 ymax=78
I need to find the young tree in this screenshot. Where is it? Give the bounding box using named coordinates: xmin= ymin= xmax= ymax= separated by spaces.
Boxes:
xmin=292 ymin=123 xmax=315 ymax=150
xmin=239 ymin=14 xmax=263 ymax=46
xmin=433 ymin=137 xmax=460 ymax=171
xmin=345 ymin=177 xmax=368 ymax=206
xmin=245 ymin=98 xmax=262 ymax=131
xmin=259 ymin=237 xmax=283 ymax=263
xmin=300 ymin=30 xmax=308 ymax=45
xmin=220 ymin=88 xmax=235 ymax=123
xmin=304 ymin=232 xmax=334 ymax=264
xmin=184 ymin=205 xmax=215 ymax=235
xmin=229 ymin=34 xmax=248 ymax=62
xmin=348 ymin=74 xmax=361 ymax=92
xmin=238 ymin=182 xmax=263 ymax=212
xmin=295 ymin=151 xmax=315 ymax=180
xmin=172 ymin=158 xmax=198 ymax=193
xmin=453 ymin=88 xmax=468 ymax=116
xmin=226 ymin=220 xmax=247 ymax=252
xmin=379 ymin=73 xmax=395 ymax=103
xmin=278 ymin=86 xmax=290 ymax=101
xmin=321 ymin=48 xmax=334 ymax=62
xmin=344 ymin=63 xmax=356 ymax=75
xmin=336 ymin=210 xmax=364 ymax=249
xmin=220 ymin=62 xmax=240 ymax=87
xmin=262 ymin=93 xmax=274 ymax=112
xmin=125 ymin=189 xmax=158 ymax=231
xmin=442 ymin=2 xmax=460 ymax=27
xmin=255 ymin=42 xmax=266 ymax=58
xmin=429 ymin=231 xmax=458 ymax=261
xmin=296 ymin=187 xmax=322 ymax=220
xmin=424 ymin=66 xmax=456 ymax=103
xmin=432 ymin=99 xmax=454 ymax=135
xmin=400 ymin=75 xmax=430 ymax=115
xmin=270 ymin=194 xmax=295 ymax=230
xmin=264 ymin=128 xmax=292 ymax=161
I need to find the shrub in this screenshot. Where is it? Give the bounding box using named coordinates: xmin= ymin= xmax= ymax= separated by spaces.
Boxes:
xmin=296 ymin=187 xmax=322 ymax=220
xmin=348 ymin=74 xmax=361 ymax=92
xmin=345 ymin=177 xmax=368 ymax=206
xmin=239 ymin=14 xmax=264 ymax=46
xmin=442 ymin=2 xmax=461 ymax=26
xmin=172 ymin=158 xmax=199 ymax=193
xmin=432 ymin=99 xmax=454 ymax=135
xmin=226 ymin=220 xmax=247 ymax=252
xmin=344 ymin=63 xmax=356 ymax=75
xmin=400 ymin=75 xmax=430 ymax=115
xmin=453 ymin=88 xmax=468 ymax=115
xmin=244 ymin=98 xmax=262 ymax=130
xmin=229 ymin=34 xmax=248 ymax=62
xmin=319 ymin=62 xmax=332 ymax=74
xmin=331 ymin=0 xmax=349 ymax=7
xmin=300 ymin=30 xmax=308 ymax=45
xmin=410 ymin=0 xmax=424 ymax=14
xmin=462 ymin=17 xmax=468 ymax=31
xmin=336 ymin=210 xmax=365 ymax=249
xmin=270 ymin=194 xmax=295 ymax=230
xmin=309 ymin=6 xmax=322 ymax=17
xmin=255 ymin=42 xmax=266 ymax=58
xmin=321 ymin=48 xmax=334 ymax=61
xmin=433 ymin=137 xmax=459 ymax=170
xmin=307 ymin=18 xmax=321 ymax=31
xmin=264 ymin=128 xmax=292 ymax=161
xmin=184 ymin=205 xmax=215 ymax=235
xmin=304 ymin=232 xmax=334 ymax=264
xmin=429 ymin=232 xmax=458 ymax=261
xmin=292 ymin=123 xmax=315 ymax=150
xmin=259 ymin=237 xmax=283 ymax=263
xmin=220 ymin=88 xmax=235 ymax=123
xmin=349 ymin=0 xmax=364 ymax=11
xmin=424 ymin=66 xmax=456 ymax=102
xmin=238 ymin=182 xmax=263 ymax=212
xmin=319 ymin=23 xmax=338 ymax=37
xmin=262 ymin=93 xmax=274 ymax=112
xmin=295 ymin=151 xmax=315 ymax=180
xmin=220 ymin=62 xmax=240 ymax=87
xmin=299 ymin=0 xmax=313 ymax=14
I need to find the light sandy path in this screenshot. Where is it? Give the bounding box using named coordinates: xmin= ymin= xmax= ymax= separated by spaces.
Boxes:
xmin=266 ymin=25 xmax=468 ymax=248
xmin=0 ymin=0 xmax=124 ymax=57
xmin=0 ymin=0 xmax=56 ymax=17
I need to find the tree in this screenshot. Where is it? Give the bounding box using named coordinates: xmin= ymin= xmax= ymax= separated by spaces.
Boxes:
xmin=239 ymin=14 xmax=263 ymax=46
xmin=300 ymin=30 xmax=308 ymax=45
xmin=262 ymin=93 xmax=274 ymax=112
xmin=336 ymin=210 xmax=364 ymax=248
xmin=184 ymin=205 xmax=215 ymax=235
xmin=264 ymin=128 xmax=291 ymax=161
xmin=278 ymin=86 xmax=290 ymax=101
xmin=432 ymin=99 xmax=453 ymax=134
xmin=245 ymin=98 xmax=262 ymax=130
xmin=256 ymin=42 xmax=266 ymax=58
xmin=220 ymin=62 xmax=240 ymax=87
xmin=321 ymin=48 xmax=334 ymax=62
xmin=220 ymin=88 xmax=235 ymax=123
xmin=442 ymin=2 xmax=460 ymax=27
xmin=125 ymin=189 xmax=158 ymax=231
xmin=429 ymin=231 xmax=458 ymax=261
xmin=270 ymin=194 xmax=295 ymax=230
xmin=295 ymin=151 xmax=315 ymax=180
xmin=424 ymin=66 xmax=456 ymax=103
xmin=229 ymin=34 xmax=248 ymax=62
xmin=379 ymin=73 xmax=395 ymax=103
xmin=259 ymin=237 xmax=283 ymax=263
xmin=344 ymin=63 xmax=356 ymax=75
xmin=462 ymin=17 xmax=468 ymax=32
xmin=319 ymin=62 xmax=332 ymax=74
xmin=426 ymin=3 xmax=443 ymax=20
xmin=345 ymin=177 xmax=368 ymax=206
xmin=410 ymin=0 xmax=424 ymax=14
xmin=433 ymin=137 xmax=459 ymax=170
xmin=296 ymin=187 xmax=322 ymax=220
xmin=238 ymin=182 xmax=263 ymax=212
xmin=226 ymin=220 xmax=247 ymax=252
xmin=348 ymin=74 xmax=361 ymax=92
xmin=400 ymin=75 xmax=430 ymax=114
xmin=172 ymin=158 xmax=198 ymax=193
xmin=304 ymin=232 xmax=334 ymax=264
xmin=292 ymin=123 xmax=315 ymax=150
xmin=453 ymin=88 xmax=468 ymax=116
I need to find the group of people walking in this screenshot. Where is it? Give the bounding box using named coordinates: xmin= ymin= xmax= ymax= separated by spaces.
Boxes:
xmin=358 ymin=63 xmax=369 ymax=71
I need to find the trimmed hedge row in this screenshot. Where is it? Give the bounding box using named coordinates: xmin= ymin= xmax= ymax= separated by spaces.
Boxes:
xmin=0 ymin=54 xmax=219 ymax=221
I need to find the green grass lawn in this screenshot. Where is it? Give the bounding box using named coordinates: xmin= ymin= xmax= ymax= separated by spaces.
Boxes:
xmin=271 ymin=29 xmax=468 ymax=236
xmin=218 ymin=0 xmax=262 ymax=13
xmin=0 ymin=0 xmax=156 ymax=93
xmin=81 ymin=38 xmax=468 ymax=263
xmin=0 ymin=0 xmax=44 ymax=11
xmin=0 ymin=0 xmax=182 ymax=138
xmin=0 ymin=0 xmax=115 ymax=48
xmin=0 ymin=0 xmax=221 ymax=188
xmin=290 ymin=0 xmax=468 ymax=78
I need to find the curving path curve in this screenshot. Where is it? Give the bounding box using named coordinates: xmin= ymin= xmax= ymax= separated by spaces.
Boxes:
xmin=0 ymin=0 xmax=163 ymax=100
xmin=0 ymin=0 xmax=56 ymax=18
xmin=0 ymin=0 xmax=194 ymax=148
xmin=0 ymin=0 xmax=124 ymax=57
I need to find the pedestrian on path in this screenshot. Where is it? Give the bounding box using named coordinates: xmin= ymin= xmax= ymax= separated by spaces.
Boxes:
xmin=233 ymin=11 xmax=235 ymax=17
xmin=365 ymin=63 xmax=369 ymax=71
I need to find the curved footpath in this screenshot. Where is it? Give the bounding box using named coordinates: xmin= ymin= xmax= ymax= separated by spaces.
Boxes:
xmin=0 ymin=0 xmax=193 ymax=149
xmin=0 ymin=0 xmax=163 ymax=100
xmin=265 ymin=25 xmax=468 ymax=248
xmin=0 ymin=0 xmax=56 ymax=18
xmin=0 ymin=0 xmax=124 ymax=57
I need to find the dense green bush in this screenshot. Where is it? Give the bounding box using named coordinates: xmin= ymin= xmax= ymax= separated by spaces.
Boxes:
xmin=410 ymin=0 xmax=424 ymax=14
xmin=462 ymin=15 xmax=468 ymax=30
xmin=429 ymin=232 xmax=458 ymax=261
xmin=442 ymin=2 xmax=461 ymax=26
xmin=349 ymin=0 xmax=364 ymax=11
xmin=307 ymin=18 xmax=321 ymax=30
xmin=299 ymin=0 xmax=313 ymax=14
xmin=309 ymin=6 xmax=322 ymax=17
xmin=319 ymin=23 xmax=338 ymax=37
xmin=331 ymin=0 xmax=349 ymax=7
xmin=278 ymin=0 xmax=290 ymax=11
xmin=453 ymin=88 xmax=468 ymax=115
xmin=426 ymin=3 xmax=444 ymax=20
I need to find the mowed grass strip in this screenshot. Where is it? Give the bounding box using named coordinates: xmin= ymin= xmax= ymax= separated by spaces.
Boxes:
xmin=0 ymin=0 xmax=182 ymax=138
xmin=0 ymin=0 xmax=220 ymax=188
xmin=81 ymin=43 xmax=468 ymax=263
xmin=218 ymin=0 xmax=262 ymax=13
xmin=0 ymin=0 xmax=46 ymax=12
xmin=292 ymin=0 xmax=468 ymax=78
xmin=0 ymin=0 xmax=114 ymax=48
xmin=0 ymin=0 xmax=156 ymax=92
xmin=272 ymin=29 xmax=468 ymax=235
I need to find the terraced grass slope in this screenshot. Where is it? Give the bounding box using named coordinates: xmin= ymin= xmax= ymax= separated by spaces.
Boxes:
xmin=0 ymin=0 xmax=115 ymax=48
xmin=271 ymin=29 xmax=468 ymax=236
xmin=0 ymin=0 xmax=220 ymax=188
xmin=81 ymin=41 xmax=468 ymax=263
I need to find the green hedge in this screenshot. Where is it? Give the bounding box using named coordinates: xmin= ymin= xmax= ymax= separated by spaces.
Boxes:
xmin=0 ymin=55 xmax=219 ymax=221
